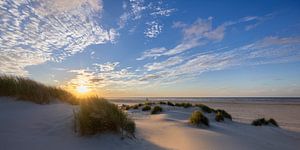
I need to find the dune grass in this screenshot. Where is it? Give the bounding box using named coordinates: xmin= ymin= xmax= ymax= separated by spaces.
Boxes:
xmin=195 ymin=104 xmax=214 ymax=113
xmin=215 ymin=109 xmax=232 ymax=120
xmin=215 ymin=112 xmax=225 ymax=122
xmin=251 ymin=118 xmax=279 ymax=127
xmin=74 ymin=97 xmax=135 ymax=137
xmin=189 ymin=111 xmax=209 ymax=127
xmin=0 ymin=75 xmax=77 ymax=104
xmin=142 ymin=105 xmax=151 ymax=111
xmin=167 ymin=101 xmax=175 ymax=106
xmin=151 ymin=106 xmax=163 ymax=114
xmin=175 ymin=102 xmax=192 ymax=108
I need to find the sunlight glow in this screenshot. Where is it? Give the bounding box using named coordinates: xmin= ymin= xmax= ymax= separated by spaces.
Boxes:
xmin=76 ymin=85 xmax=89 ymax=94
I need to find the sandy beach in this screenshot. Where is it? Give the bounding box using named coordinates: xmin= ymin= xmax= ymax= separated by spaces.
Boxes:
xmin=1 ymin=97 xmax=299 ymax=150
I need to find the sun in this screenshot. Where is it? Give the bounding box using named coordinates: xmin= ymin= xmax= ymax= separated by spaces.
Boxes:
xmin=76 ymin=85 xmax=89 ymax=94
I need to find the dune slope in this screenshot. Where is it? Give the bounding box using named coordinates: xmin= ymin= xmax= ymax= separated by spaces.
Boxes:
xmin=1 ymin=97 xmax=300 ymax=150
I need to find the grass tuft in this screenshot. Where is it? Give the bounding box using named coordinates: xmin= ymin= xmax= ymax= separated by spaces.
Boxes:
xmin=215 ymin=112 xmax=224 ymax=122
xmin=167 ymin=101 xmax=175 ymax=106
xmin=215 ymin=109 xmax=232 ymax=120
xmin=251 ymin=118 xmax=279 ymax=127
xmin=75 ymin=97 xmax=135 ymax=136
xmin=142 ymin=105 xmax=151 ymax=111
xmin=151 ymin=106 xmax=163 ymax=114
xmin=189 ymin=111 xmax=209 ymax=126
xmin=175 ymin=102 xmax=192 ymax=108
xmin=159 ymin=101 xmax=167 ymax=105
xmin=195 ymin=104 xmax=213 ymax=113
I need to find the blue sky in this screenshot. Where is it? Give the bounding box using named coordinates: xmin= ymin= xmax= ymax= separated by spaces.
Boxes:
xmin=1 ymin=0 xmax=300 ymax=97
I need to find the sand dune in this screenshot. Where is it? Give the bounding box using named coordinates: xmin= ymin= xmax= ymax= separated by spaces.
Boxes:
xmin=0 ymin=97 xmax=299 ymax=150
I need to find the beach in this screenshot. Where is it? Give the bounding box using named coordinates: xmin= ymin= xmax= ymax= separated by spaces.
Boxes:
xmin=1 ymin=97 xmax=300 ymax=150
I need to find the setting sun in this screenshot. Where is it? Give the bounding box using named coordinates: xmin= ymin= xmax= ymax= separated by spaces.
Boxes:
xmin=76 ymin=85 xmax=89 ymax=94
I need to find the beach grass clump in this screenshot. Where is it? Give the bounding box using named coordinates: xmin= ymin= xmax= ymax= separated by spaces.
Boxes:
xmin=215 ymin=109 xmax=232 ymax=120
xmin=195 ymin=104 xmax=213 ymax=113
xmin=151 ymin=106 xmax=163 ymax=114
xmin=121 ymin=104 xmax=131 ymax=110
xmin=189 ymin=111 xmax=209 ymax=126
xmin=167 ymin=101 xmax=175 ymax=106
xmin=175 ymin=102 xmax=192 ymax=108
xmin=159 ymin=101 xmax=167 ymax=105
xmin=251 ymin=118 xmax=279 ymax=127
xmin=268 ymin=118 xmax=279 ymax=127
xmin=0 ymin=75 xmax=77 ymax=104
xmin=75 ymin=97 xmax=135 ymax=136
xmin=142 ymin=105 xmax=151 ymax=111
xmin=132 ymin=104 xmax=139 ymax=109
xmin=215 ymin=112 xmax=224 ymax=122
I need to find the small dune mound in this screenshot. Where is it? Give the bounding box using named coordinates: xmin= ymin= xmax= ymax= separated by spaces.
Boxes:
xmin=142 ymin=105 xmax=151 ymax=111
xmin=74 ymin=97 xmax=135 ymax=137
xmin=189 ymin=111 xmax=209 ymax=127
xmin=252 ymin=118 xmax=279 ymax=127
xmin=151 ymin=106 xmax=163 ymax=114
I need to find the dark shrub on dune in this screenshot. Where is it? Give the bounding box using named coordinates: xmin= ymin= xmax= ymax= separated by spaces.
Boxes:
xmin=215 ymin=109 xmax=232 ymax=120
xmin=132 ymin=104 xmax=139 ymax=109
xmin=215 ymin=112 xmax=224 ymax=122
xmin=142 ymin=105 xmax=151 ymax=111
xmin=252 ymin=118 xmax=279 ymax=127
xmin=268 ymin=118 xmax=279 ymax=127
xmin=175 ymin=102 xmax=192 ymax=108
xmin=75 ymin=97 xmax=135 ymax=137
xmin=167 ymin=101 xmax=175 ymax=106
xmin=159 ymin=101 xmax=167 ymax=105
xmin=151 ymin=106 xmax=163 ymax=114
xmin=195 ymin=104 xmax=213 ymax=113
xmin=0 ymin=75 xmax=77 ymax=104
xmin=121 ymin=104 xmax=131 ymax=110
xmin=189 ymin=111 xmax=209 ymax=126
xmin=252 ymin=118 xmax=268 ymax=126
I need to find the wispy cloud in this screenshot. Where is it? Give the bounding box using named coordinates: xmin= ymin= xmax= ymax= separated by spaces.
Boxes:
xmin=138 ymin=14 xmax=274 ymax=60
xmin=144 ymin=56 xmax=183 ymax=71
xmin=118 ymin=0 xmax=175 ymax=38
xmin=152 ymin=36 xmax=300 ymax=82
xmin=0 ymin=0 xmax=116 ymax=75
xmin=144 ymin=21 xmax=163 ymax=38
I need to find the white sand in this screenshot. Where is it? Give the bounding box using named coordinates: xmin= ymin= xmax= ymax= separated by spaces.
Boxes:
xmin=1 ymin=97 xmax=300 ymax=150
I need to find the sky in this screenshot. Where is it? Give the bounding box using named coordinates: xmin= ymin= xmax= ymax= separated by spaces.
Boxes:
xmin=0 ymin=0 xmax=300 ymax=97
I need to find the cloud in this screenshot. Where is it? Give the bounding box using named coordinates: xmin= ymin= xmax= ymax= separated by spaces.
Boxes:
xmin=137 ymin=47 xmax=168 ymax=60
xmin=139 ymin=74 xmax=160 ymax=81
xmin=144 ymin=21 xmax=163 ymax=38
xmin=138 ymin=14 xmax=274 ymax=60
xmin=144 ymin=56 xmax=183 ymax=71
xmin=138 ymin=17 xmax=226 ymax=59
xmin=65 ymin=62 xmax=148 ymax=91
xmin=118 ymin=0 xmax=174 ymax=38
xmin=155 ymin=36 xmax=300 ymax=81
xmin=0 ymin=0 xmax=116 ymax=75
xmin=93 ymin=62 xmax=120 ymax=72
